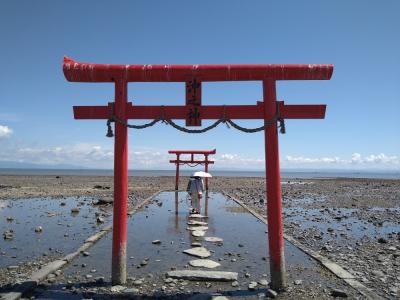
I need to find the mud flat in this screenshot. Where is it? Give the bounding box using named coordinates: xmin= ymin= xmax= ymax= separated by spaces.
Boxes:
xmin=0 ymin=174 xmax=399 ymax=298
xmin=224 ymin=177 xmax=400 ymax=299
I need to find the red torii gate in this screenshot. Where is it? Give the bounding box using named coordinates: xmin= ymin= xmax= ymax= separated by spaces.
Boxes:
xmin=63 ymin=56 xmax=333 ymax=291
xmin=168 ymin=149 xmax=216 ymax=190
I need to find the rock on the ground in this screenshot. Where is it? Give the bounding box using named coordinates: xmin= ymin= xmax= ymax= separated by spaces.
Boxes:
xmin=189 ymin=259 xmax=221 ymax=269
xmin=110 ymin=285 xmax=126 ymax=293
xmin=248 ymin=281 xmax=258 ymax=290
xmin=265 ymin=288 xmax=278 ymax=298
xmin=258 ymin=279 xmax=269 ymax=286
xmin=71 ymin=207 xmax=80 ymax=213
xmin=133 ymin=279 xmax=144 ymax=286
xmin=187 ymin=226 xmax=209 ymax=231
xmin=3 ymin=229 xmax=14 ymax=240
xmin=124 ymin=288 xmax=140 ymax=294
xmin=167 ymin=270 xmax=238 ymax=281
xmin=189 ymin=214 xmax=208 ymax=219
xmin=330 ymin=289 xmax=348 ymax=298
xmin=96 ymin=197 xmax=114 ymax=205
xmin=183 ymin=247 xmax=211 ymax=258
xmin=377 ymin=237 xmax=388 ymax=244
xmin=191 ymin=242 xmax=202 ymax=247
xmin=192 ymin=230 xmax=206 ymax=237
xmin=204 ymin=237 xmax=223 ymax=243
xmin=187 ymin=220 xmax=208 ymax=226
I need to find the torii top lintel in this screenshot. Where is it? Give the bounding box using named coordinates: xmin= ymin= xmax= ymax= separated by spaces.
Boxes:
xmin=168 ymin=149 xmax=216 ymax=155
xmin=63 ymin=57 xmax=333 ymax=82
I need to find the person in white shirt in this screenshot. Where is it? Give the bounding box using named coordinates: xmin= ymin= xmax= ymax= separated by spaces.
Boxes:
xmin=187 ymin=176 xmax=204 ymax=214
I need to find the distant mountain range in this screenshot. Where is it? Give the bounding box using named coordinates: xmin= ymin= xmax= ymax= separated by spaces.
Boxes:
xmin=0 ymin=160 xmax=84 ymax=169
xmin=0 ymin=160 xmax=398 ymax=176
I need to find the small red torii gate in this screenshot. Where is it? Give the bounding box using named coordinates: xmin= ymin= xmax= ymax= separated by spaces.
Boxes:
xmin=168 ymin=149 xmax=216 ymax=190
xmin=63 ymin=56 xmax=333 ymax=291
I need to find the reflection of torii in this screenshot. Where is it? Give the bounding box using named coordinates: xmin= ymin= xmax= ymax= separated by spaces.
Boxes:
xmin=172 ymin=190 xmax=209 ymax=232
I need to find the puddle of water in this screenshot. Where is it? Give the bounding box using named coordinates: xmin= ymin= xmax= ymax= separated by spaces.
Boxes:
xmin=0 ymin=197 xmax=110 ymax=267
xmin=60 ymin=192 xmax=348 ymax=292
xmin=284 ymin=207 xmax=400 ymax=242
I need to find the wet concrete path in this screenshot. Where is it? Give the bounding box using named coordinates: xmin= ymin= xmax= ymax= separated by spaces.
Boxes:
xmin=32 ymin=192 xmax=359 ymax=299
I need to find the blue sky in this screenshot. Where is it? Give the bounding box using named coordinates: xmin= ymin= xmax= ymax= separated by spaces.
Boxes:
xmin=0 ymin=0 xmax=399 ymax=170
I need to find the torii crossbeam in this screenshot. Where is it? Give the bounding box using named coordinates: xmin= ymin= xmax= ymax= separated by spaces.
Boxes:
xmin=63 ymin=57 xmax=333 ymax=291
xmin=169 ymin=149 xmax=216 ymax=190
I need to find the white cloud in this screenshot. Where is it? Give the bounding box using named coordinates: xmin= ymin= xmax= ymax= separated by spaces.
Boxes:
xmin=14 ymin=144 xmax=114 ymax=167
xmin=0 ymin=143 xmax=171 ymax=169
xmin=0 ymin=142 xmax=398 ymax=171
xmin=284 ymin=153 xmax=400 ymax=169
xmin=0 ymin=125 xmax=13 ymax=138
xmin=216 ymin=153 xmax=264 ymax=169
xmin=285 ymin=155 xmax=343 ymax=164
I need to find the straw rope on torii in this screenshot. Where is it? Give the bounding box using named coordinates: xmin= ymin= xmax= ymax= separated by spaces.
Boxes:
xmin=106 ymin=104 xmax=286 ymax=137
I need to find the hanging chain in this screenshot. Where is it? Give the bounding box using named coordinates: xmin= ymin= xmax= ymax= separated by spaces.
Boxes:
xmin=185 ymin=163 xmax=202 ymax=167
xmin=106 ymin=104 xmax=286 ymax=137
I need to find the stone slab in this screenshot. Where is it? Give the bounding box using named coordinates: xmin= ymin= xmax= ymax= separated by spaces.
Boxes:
xmin=183 ymin=247 xmax=211 ymax=258
xmin=167 ymin=270 xmax=238 ymax=281
xmin=192 ymin=230 xmax=206 ymax=237
xmin=189 ymin=214 xmax=208 ymax=219
xmin=187 ymin=226 xmax=209 ymax=231
xmin=189 ymin=259 xmax=221 ymax=269
xmin=204 ymin=237 xmax=223 ymax=243
xmin=187 ymin=220 xmax=208 ymax=226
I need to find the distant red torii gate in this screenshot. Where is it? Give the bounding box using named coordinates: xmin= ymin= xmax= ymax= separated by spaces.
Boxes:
xmin=63 ymin=56 xmax=333 ymax=291
xmin=168 ymin=149 xmax=216 ymax=190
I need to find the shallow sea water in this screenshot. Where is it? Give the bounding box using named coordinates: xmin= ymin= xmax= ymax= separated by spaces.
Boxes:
xmin=46 ymin=192 xmax=356 ymax=298
xmin=0 ymin=197 xmax=110 ymax=267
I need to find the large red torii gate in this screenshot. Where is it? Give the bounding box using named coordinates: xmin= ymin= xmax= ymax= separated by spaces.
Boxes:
xmin=63 ymin=56 xmax=333 ymax=291
xmin=169 ymin=149 xmax=216 ymax=190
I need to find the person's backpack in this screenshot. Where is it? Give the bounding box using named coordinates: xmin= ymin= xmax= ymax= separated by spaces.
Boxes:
xmin=186 ymin=179 xmax=192 ymax=192
xmin=187 ymin=177 xmax=195 ymax=193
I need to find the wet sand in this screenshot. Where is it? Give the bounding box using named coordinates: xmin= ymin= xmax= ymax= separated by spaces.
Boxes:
xmin=1 ymin=175 xmax=399 ymax=299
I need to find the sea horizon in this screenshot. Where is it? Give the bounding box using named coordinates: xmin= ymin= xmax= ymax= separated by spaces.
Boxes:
xmin=0 ymin=168 xmax=399 ymax=180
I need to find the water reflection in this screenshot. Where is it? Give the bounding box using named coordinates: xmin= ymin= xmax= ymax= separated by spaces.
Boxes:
xmin=204 ymin=191 xmax=209 ymax=216
xmin=62 ymin=192 xmax=335 ymax=291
